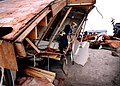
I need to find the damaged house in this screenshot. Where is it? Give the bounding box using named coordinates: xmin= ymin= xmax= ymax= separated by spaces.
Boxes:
xmin=0 ymin=0 xmax=96 ymax=85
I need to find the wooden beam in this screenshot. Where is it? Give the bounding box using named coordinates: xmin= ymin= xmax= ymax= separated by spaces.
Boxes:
xmin=25 ymin=38 xmax=40 ymax=53
xmin=36 ymin=14 xmax=57 ymax=46
xmin=40 ymin=54 xmax=60 ymax=60
xmin=15 ymin=42 xmax=27 ymax=57
xmin=15 ymin=9 xmax=51 ymax=42
xmin=67 ymin=0 xmax=96 ymax=4
xmin=67 ymin=3 xmax=94 ymax=6
xmin=28 ymin=66 xmax=56 ymax=77
xmin=39 ymin=50 xmax=62 ymax=60
xmin=47 ymin=7 xmax=72 ymax=47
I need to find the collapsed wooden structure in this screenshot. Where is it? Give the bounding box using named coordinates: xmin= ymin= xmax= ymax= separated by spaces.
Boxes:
xmin=0 ymin=0 xmax=96 ymax=83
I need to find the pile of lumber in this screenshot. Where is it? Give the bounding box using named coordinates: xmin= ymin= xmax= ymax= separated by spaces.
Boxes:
xmin=23 ymin=66 xmax=56 ymax=83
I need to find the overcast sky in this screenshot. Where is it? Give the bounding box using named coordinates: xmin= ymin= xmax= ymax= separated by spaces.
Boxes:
xmin=85 ymin=0 xmax=120 ymax=35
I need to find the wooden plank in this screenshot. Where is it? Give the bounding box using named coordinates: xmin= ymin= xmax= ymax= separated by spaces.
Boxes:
xmin=28 ymin=66 xmax=56 ymax=77
xmin=0 ymin=40 xmax=18 ymax=70
xmin=25 ymin=38 xmax=40 ymax=53
xmin=14 ymin=43 xmax=27 ymax=57
xmin=47 ymin=7 xmax=72 ymax=47
xmin=39 ymin=51 xmax=61 ymax=60
xmin=68 ymin=0 xmax=96 ymax=4
xmin=40 ymin=54 xmax=60 ymax=60
xmin=23 ymin=66 xmax=56 ymax=82
xmin=51 ymin=0 xmax=66 ymax=16
xmin=15 ymin=8 xmax=51 ymax=42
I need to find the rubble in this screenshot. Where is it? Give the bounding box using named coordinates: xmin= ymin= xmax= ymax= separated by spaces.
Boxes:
xmin=105 ymin=40 xmax=120 ymax=49
xmin=82 ymin=32 xmax=120 ymax=50
xmin=0 ymin=0 xmax=96 ymax=86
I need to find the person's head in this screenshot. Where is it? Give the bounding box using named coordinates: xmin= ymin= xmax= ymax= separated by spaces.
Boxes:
xmin=70 ymin=22 xmax=77 ymax=29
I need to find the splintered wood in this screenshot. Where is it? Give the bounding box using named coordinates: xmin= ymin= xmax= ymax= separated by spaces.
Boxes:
xmin=0 ymin=40 xmax=18 ymax=70
xmin=23 ymin=66 xmax=56 ymax=83
xmin=0 ymin=0 xmax=54 ymax=40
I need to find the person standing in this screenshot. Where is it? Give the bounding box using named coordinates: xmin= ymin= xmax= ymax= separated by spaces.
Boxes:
xmin=58 ymin=22 xmax=77 ymax=54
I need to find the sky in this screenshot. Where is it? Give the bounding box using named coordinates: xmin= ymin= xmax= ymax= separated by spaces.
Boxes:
xmin=85 ymin=0 xmax=120 ymax=35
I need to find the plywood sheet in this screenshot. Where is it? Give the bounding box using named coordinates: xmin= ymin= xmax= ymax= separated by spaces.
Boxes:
xmin=0 ymin=40 xmax=18 ymax=70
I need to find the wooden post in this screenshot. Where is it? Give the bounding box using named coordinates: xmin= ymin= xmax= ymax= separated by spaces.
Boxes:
xmin=47 ymin=7 xmax=72 ymax=47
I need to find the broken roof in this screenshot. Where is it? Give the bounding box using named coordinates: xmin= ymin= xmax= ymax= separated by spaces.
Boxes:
xmin=0 ymin=0 xmax=96 ymax=40
xmin=0 ymin=0 xmax=54 ymax=40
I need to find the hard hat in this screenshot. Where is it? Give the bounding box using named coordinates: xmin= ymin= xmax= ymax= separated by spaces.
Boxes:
xmin=59 ymin=31 xmax=66 ymax=36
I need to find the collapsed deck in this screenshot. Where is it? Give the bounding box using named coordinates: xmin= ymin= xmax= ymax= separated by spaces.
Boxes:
xmin=0 ymin=0 xmax=96 ymax=84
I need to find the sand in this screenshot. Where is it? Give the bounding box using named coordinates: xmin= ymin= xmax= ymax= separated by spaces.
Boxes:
xmin=64 ymin=49 xmax=120 ymax=86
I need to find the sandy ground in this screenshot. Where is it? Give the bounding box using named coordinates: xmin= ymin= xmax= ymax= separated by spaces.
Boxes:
xmin=64 ymin=49 xmax=120 ymax=86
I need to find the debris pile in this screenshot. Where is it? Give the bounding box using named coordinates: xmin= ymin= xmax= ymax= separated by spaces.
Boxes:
xmin=0 ymin=0 xmax=96 ymax=86
xmin=82 ymin=31 xmax=120 ymax=57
